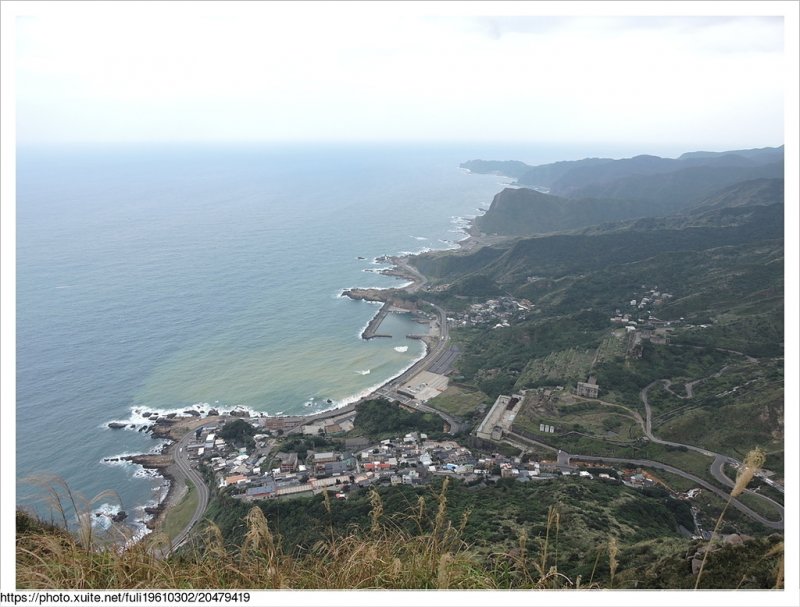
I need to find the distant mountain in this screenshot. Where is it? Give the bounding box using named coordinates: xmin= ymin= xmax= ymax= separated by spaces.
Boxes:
xmin=469 ymin=146 xmax=783 ymax=237
xmin=527 ymin=154 xmax=686 ymax=194
xmin=678 ymin=146 xmax=784 ymax=163
xmin=512 ymin=157 xmax=615 ymax=189
xmin=416 ymin=176 xmax=784 ymax=285
xmin=565 ymin=162 xmax=783 ymax=206
xmin=464 ymin=147 xmax=784 ymax=200
xmin=460 ymin=159 xmax=535 ymax=179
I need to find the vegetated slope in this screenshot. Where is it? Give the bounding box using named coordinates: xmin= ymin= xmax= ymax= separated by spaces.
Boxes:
xmin=418 ymin=202 xmax=782 ymax=286
xmin=690 ymin=177 xmax=784 ymax=212
xmin=424 ymin=232 xmax=781 ymax=396
xmin=464 ymin=147 xmax=783 ymax=236
xmin=205 ymin=477 xmax=700 ymax=585
xmin=415 ymin=172 xmax=782 ymax=412
xmin=648 ymin=359 xmax=784 ymax=459
xmin=474 ymin=188 xmax=661 ymax=236
xmin=16 ymin=484 xmax=784 ymax=590
xmin=577 ymin=178 xmax=784 ymax=233
xmin=473 ymin=168 xmax=783 ymax=237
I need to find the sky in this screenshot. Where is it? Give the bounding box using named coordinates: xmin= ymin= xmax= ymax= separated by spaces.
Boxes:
xmin=9 ymin=3 xmax=791 ymax=150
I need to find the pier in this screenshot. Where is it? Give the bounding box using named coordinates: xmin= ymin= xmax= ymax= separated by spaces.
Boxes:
xmin=362 ymin=302 xmax=392 ymax=339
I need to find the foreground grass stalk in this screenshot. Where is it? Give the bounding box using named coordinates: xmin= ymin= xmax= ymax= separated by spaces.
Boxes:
xmin=694 ymin=448 xmax=765 ymax=590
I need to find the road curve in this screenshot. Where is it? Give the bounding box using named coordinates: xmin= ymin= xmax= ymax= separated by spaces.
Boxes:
xmin=503 ymin=429 xmax=783 ymax=530
xmin=564 ymin=453 xmax=783 ymax=530
xmin=169 ymin=430 xmax=211 ymax=551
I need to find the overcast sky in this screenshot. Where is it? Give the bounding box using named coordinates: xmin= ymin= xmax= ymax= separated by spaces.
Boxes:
xmin=11 ymin=5 xmax=790 ymax=150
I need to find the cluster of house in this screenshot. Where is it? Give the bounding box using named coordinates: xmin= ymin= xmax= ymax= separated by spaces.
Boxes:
xmin=628 ymin=286 xmax=674 ymax=311
xmin=184 ymin=422 xmax=369 ymax=501
xmin=182 ymin=415 xmax=711 ymax=519
xmin=448 ymin=296 xmax=533 ymax=329
xmin=609 ymin=292 xmax=680 ymax=360
xmin=258 ymin=410 xmax=357 ymax=437
xmin=610 ymin=286 xmax=676 ymax=339
xmin=185 ymin=420 xmax=559 ymax=501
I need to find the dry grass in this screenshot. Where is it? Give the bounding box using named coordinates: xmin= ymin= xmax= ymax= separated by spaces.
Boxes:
xmin=17 ymin=479 xmax=586 ymax=590
xmin=693 ymin=447 xmax=782 ymax=590
xmin=17 ymin=474 xmax=783 ymax=590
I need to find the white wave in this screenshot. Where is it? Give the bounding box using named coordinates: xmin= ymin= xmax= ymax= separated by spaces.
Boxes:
xmin=396 ymin=246 xmax=432 ymax=256
xmin=90 ymin=502 xmax=122 ymax=531
xmin=319 ymin=343 xmax=429 ymax=412
xmin=394 ymin=346 xmax=409 ymax=353
xmin=103 ymin=401 xmax=267 ymax=432
xmin=55 ymin=285 xmax=73 ymax=289
xmin=133 ymin=467 xmax=161 ymax=479
xmin=357 ymin=369 xmax=371 ymax=375
xmin=100 ymin=453 xmax=140 ymax=468
xmin=411 ymin=236 xmax=428 ymax=241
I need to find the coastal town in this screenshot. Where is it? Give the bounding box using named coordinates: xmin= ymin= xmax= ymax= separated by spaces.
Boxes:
xmin=104 ymin=258 xmax=783 ymax=551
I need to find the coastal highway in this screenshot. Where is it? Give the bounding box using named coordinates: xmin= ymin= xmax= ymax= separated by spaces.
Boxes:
xmin=170 ymin=430 xmax=211 ymax=552
xmin=371 ymin=301 xmax=465 ymax=434
xmin=558 ymin=451 xmax=784 ymax=530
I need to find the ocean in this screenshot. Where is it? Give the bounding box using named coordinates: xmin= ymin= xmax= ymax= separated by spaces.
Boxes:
xmin=15 ymin=141 xmax=675 ymax=536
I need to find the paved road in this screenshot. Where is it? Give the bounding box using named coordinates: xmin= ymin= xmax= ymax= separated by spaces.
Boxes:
xmin=563 ymin=453 xmax=783 ymax=530
xmin=373 ymin=302 xmax=465 ymax=433
xmin=169 ymin=431 xmax=211 ymax=552
xmin=640 ymin=380 xmax=716 ymax=458
xmin=506 ymin=429 xmax=783 ymax=530
xmin=519 ymin=378 xmax=785 ymax=530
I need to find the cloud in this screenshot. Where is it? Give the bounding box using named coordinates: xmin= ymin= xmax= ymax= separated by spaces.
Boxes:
xmin=13 ymin=12 xmax=787 ymax=146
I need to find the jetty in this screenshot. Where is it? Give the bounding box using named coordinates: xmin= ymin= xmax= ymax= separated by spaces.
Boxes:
xmin=362 ymin=302 xmax=392 ymax=339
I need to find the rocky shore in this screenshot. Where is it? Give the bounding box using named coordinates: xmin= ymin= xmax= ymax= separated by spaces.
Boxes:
xmin=104 ymin=414 xmax=220 ymax=534
xmin=121 ymin=453 xmax=175 ymax=531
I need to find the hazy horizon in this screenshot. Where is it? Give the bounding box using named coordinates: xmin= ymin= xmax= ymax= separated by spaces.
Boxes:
xmin=13 ymin=7 xmax=785 ymax=149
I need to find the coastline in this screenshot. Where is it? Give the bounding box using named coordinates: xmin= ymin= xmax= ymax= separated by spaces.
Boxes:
xmin=113 ymin=222 xmax=488 ymax=544
xmin=112 ymin=415 xmax=220 ymax=536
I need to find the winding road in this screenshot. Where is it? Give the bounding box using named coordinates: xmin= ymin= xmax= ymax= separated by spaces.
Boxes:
xmin=560 ymin=452 xmax=783 ymax=530
xmin=169 ymin=430 xmax=211 ymax=552
xmin=550 ymin=369 xmax=784 ymax=529
xmin=502 ymin=356 xmax=785 ymax=531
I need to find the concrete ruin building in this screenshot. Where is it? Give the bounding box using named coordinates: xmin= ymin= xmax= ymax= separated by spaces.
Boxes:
xmin=576 ymin=376 xmax=600 ymax=399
